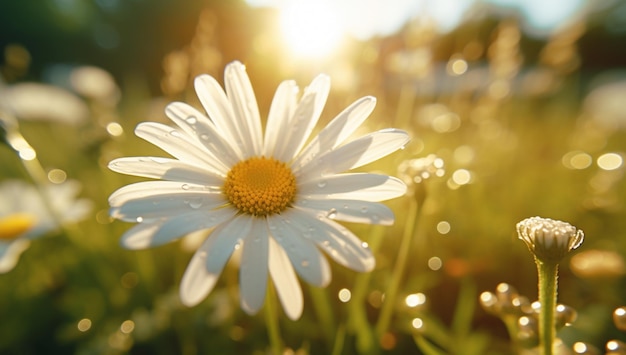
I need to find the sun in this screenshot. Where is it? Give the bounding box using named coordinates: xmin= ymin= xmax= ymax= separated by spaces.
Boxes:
xmin=279 ymin=0 xmax=345 ymax=59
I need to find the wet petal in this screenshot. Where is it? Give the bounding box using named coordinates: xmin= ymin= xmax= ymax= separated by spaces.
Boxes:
xmin=180 ymin=238 xmax=220 ymax=306
xmin=204 ymin=214 xmax=252 ymax=273
xmin=292 ymin=96 xmax=376 ymax=171
xmin=194 ymin=74 xmax=240 ymax=148
xmin=166 ymin=102 xmax=243 ymax=165
xmin=119 ymin=208 xmax=237 ymax=249
xmin=108 ymin=157 xmax=224 ymax=186
xmin=135 ymin=122 xmax=229 ymax=175
xmin=295 ymin=198 xmax=394 ymax=225
xmin=224 ymin=61 xmax=263 ymax=157
xmin=268 ymin=236 xmax=303 ymax=320
xmin=299 ymin=173 xmax=390 ymax=194
xmin=264 ymin=80 xmax=298 ymax=157
xmin=109 ymin=181 xmax=222 ymax=207
xmin=239 ymin=218 xmax=269 ymax=315
xmin=288 ymin=209 xmax=375 ymax=272
xmin=274 ymin=74 xmax=330 ymax=161
xmin=267 ymin=214 xmax=331 ymax=287
xmin=296 ymin=128 xmax=409 ymax=180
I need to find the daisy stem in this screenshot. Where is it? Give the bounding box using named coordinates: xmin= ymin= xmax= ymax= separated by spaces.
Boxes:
xmin=536 ymin=259 xmax=558 ymax=355
xmin=309 ymin=285 xmax=336 ymax=348
xmin=265 ymin=284 xmax=283 ymax=355
xmin=348 ymin=225 xmax=385 ymax=354
xmin=375 ymin=197 xmax=420 ymax=339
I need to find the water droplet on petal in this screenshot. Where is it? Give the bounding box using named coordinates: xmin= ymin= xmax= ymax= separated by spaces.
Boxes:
xmin=361 ymin=242 xmax=369 ymax=249
xmin=186 ymin=116 xmax=197 ymax=125
xmin=181 ymin=184 xmax=190 ymax=190
xmin=136 ymin=217 xmax=143 ymax=223
xmin=188 ymin=198 xmax=203 ymax=209
xmin=200 ymin=134 xmax=209 ymax=140
xmin=327 ymin=208 xmax=337 ymax=219
xmin=317 ymin=180 xmax=327 ymax=188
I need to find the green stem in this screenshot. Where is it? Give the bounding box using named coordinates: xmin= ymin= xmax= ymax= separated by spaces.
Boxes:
xmin=265 ymin=285 xmax=283 ymax=355
xmin=309 ymin=285 xmax=336 ymax=348
xmin=375 ymin=198 xmax=419 ymax=338
xmin=536 ymin=260 xmax=559 ymax=355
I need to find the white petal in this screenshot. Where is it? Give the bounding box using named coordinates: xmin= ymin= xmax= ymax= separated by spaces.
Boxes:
xmin=119 ymin=208 xmax=237 ymax=249
xmin=296 ymin=129 xmax=409 ymax=180
xmin=108 ymin=157 xmax=224 ymax=186
xmin=292 ymin=96 xmax=376 ymax=171
xmin=288 ymin=209 xmax=375 ymax=272
xmin=0 ymin=239 xmax=31 ymax=274
xmin=179 ymin=214 xmax=250 ymax=306
xmin=295 ymin=198 xmax=395 ymax=225
xmin=299 ymin=173 xmax=390 ymax=195
xmin=194 ymin=74 xmax=241 ymax=149
xmin=273 ymin=75 xmax=331 ymax=162
xmin=239 ymin=218 xmax=269 ymax=315
xmin=204 ymin=214 xmax=253 ymax=273
xmin=264 ymin=80 xmax=298 ymax=157
xmin=224 ymin=61 xmax=263 ymax=157
xmin=135 ymin=122 xmax=229 ymax=175
xmin=268 ymin=237 xmax=303 ymax=320
xmin=109 ymin=181 xmax=223 ymax=208
xmin=324 ymin=176 xmax=406 ymax=202
xmin=180 ymin=238 xmax=220 ymax=306
xmin=111 ymin=188 xmax=226 ymax=221
xmin=267 ymin=214 xmax=331 ymax=287
xmin=165 ymin=102 xmax=243 ymax=165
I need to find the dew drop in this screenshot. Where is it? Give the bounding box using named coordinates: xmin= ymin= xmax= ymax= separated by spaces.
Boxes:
xmin=189 ymin=198 xmax=203 ymax=209
xmin=317 ymin=180 xmax=327 ymax=188
xmin=150 ymin=157 xmax=169 ymax=164
xmin=136 ymin=217 xmax=143 ymax=223
xmin=186 ymin=116 xmax=197 ymax=125
xmin=181 ymin=184 xmax=190 ymax=190
xmin=200 ymin=134 xmax=209 ymax=140
xmin=361 ymin=242 xmax=369 ymax=249
xmin=327 ymin=208 xmax=337 ymax=219
xmin=169 ymin=130 xmax=181 ymax=138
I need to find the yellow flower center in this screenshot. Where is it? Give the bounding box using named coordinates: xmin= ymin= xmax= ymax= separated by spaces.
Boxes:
xmin=224 ymin=157 xmax=296 ymax=216
xmin=0 ymin=213 xmax=36 ymax=241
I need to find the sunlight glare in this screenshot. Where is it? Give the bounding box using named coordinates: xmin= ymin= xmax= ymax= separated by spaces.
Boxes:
xmin=279 ymin=0 xmax=344 ymax=59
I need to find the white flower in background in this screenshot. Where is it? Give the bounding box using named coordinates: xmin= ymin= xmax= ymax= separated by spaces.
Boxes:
xmin=0 ymin=179 xmax=92 ymax=273
xmin=108 ymin=60 xmax=408 ymax=320
xmin=69 ymin=65 xmax=120 ymax=105
xmin=0 ymin=83 xmax=88 ymax=125
xmin=516 ymin=216 xmax=584 ymax=264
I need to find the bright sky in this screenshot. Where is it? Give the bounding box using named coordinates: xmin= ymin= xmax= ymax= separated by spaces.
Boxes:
xmin=247 ymin=0 xmax=587 ymax=36
xmin=246 ymin=0 xmax=587 ymax=58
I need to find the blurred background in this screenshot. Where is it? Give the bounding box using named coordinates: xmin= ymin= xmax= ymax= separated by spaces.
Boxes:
xmin=1 ymin=0 xmax=626 ymax=354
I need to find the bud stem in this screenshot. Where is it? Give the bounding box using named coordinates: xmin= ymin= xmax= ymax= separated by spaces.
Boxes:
xmin=536 ymin=259 xmax=559 ymax=355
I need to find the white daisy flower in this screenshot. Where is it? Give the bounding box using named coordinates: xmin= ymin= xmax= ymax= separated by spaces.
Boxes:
xmin=0 ymin=179 xmax=92 ymax=273
xmin=108 ymin=61 xmax=409 ymax=320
